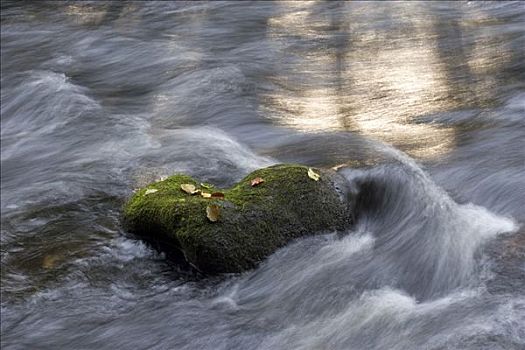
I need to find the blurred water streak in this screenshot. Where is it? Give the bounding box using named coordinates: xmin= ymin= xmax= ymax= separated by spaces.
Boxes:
xmin=1 ymin=1 xmax=524 ymax=349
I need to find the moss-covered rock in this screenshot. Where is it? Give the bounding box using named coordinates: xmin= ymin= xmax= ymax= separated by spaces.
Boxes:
xmin=123 ymin=164 xmax=353 ymax=274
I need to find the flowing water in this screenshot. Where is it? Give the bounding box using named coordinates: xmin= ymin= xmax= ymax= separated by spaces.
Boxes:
xmin=1 ymin=1 xmax=525 ymax=349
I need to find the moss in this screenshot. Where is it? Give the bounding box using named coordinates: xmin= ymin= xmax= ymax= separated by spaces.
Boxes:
xmin=123 ymin=164 xmax=353 ymax=274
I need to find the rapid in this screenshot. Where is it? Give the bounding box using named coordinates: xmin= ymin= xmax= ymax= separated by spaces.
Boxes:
xmin=1 ymin=2 xmax=524 ymax=349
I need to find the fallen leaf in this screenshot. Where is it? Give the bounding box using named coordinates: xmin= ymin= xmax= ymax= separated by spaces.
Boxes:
xmin=181 ymin=184 xmax=199 ymax=195
xmin=200 ymin=183 xmax=213 ymax=190
xmin=211 ymin=192 xmax=225 ymax=199
xmin=42 ymin=255 xmax=59 ymax=269
xmin=250 ymin=177 xmax=265 ymax=187
xmin=206 ymin=204 xmax=220 ymax=222
xmin=307 ymin=168 xmax=320 ymax=181
xmin=159 ymin=176 xmax=168 ymax=181
xmin=201 ymin=192 xmax=212 ymax=198
xmin=145 ymin=188 xmax=158 ymax=195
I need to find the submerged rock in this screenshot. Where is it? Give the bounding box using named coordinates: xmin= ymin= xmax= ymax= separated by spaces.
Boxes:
xmin=123 ymin=164 xmax=354 ymax=274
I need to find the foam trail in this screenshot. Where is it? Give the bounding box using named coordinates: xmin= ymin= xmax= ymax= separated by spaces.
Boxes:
xmin=339 ymin=142 xmax=519 ymax=299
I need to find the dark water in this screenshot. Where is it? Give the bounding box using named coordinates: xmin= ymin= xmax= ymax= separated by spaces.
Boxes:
xmin=1 ymin=1 xmax=524 ymax=349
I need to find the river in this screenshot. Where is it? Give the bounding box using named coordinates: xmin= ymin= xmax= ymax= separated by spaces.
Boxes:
xmin=1 ymin=1 xmax=524 ymax=349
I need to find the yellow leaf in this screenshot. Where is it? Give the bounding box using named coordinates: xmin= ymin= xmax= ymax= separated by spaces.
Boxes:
xmin=307 ymin=168 xmax=320 ymax=181
xmin=42 ymin=255 xmax=59 ymax=269
xmin=145 ymin=189 xmax=158 ymax=195
xmin=181 ymin=183 xmax=198 ymax=195
xmin=201 ymin=192 xmax=212 ymax=198
xmin=206 ymin=204 xmax=220 ymax=222
xmin=200 ymin=183 xmax=213 ymax=190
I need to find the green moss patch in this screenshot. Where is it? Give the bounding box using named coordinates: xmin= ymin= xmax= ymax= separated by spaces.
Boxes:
xmin=123 ymin=164 xmax=353 ymax=274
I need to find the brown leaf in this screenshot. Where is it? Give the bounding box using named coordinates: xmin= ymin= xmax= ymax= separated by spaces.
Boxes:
xmin=181 ymin=183 xmax=199 ymax=195
xmin=206 ymin=204 xmax=220 ymax=222
xmin=201 ymin=192 xmax=212 ymax=198
xmin=42 ymin=255 xmax=60 ymax=269
xmin=307 ymin=168 xmax=320 ymax=181
xmin=211 ymin=192 xmax=225 ymax=199
xmin=250 ymin=177 xmax=265 ymax=187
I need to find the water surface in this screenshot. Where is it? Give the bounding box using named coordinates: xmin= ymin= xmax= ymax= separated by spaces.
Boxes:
xmin=1 ymin=1 xmax=524 ymax=349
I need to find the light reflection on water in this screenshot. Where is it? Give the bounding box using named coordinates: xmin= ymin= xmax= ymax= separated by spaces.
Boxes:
xmin=263 ymin=1 xmax=517 ymax=159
